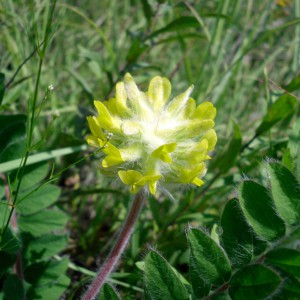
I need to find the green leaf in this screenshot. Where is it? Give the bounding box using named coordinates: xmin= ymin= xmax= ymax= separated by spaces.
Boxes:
xmin=0 ymin=73 xmax=5 ymax=105
xmin=141 ymin=0 xmax=152 ymax=25
xmin=213 ymin=120 xmax=242 ymax=173
xmin=238 ymin=180 xmax=286 ymax=241
xmin=99 ymin=283 xmax=120 ymax=300
xmin=27 ymin=274 xmax=70 ymax=300
xmin=25 ymin=258 xmax=70 ymax=300
xmin=0 ymin=114 xmax=26 ymax=163
xmin=0 ymin=144 xmax=88 ymax=173
xmin=255 ymin=94 xmax=297 ymax=136
xmin=24 ymin=257 xmax=68 ymax=285
xmin=18 ymin=209 xmax=68 ymax=237
xmin=267 ymin=161 xmax=300 ymax=225
xmin=211 ymin=293 xmax=231 ymax=300
xmin=142 ymin=287 xmax=152 ymax=300
xmin=272 ymin=276 xmax=300 ymax=300
xmin=2 ymin=274 xmax=24 ymax=300
xmin=221 ymin=198 xmax=266 ymax=268
xmin=189 ymin=266 xmax=210 ymax=298
xmin=282 ymin=147 xmax=294 ymax=171
xmin=188 ymin=228 xmax=231 ymax=290
xmin=266 ymin=248 xmax=300 ymax=278
xmin=17 ymin=184 xmax=60 ymax=215
xmin=24 ymin=234 xmax=68 ymax=262
xmin=229 ymin=265 xmax=282 ymax=300
xmin=144 ymin=250 xmax=189 ymax=300
xmin=146 ymin=17 xmax=199 ymax=40
xmin=0 ymin=228 xmax=20 ymax=254
xmin=284 ymin=74 xmax=300 ymax=92
xmin=11 ymin=162 xmax=49 ymax=191
xmin=126 ymin=37 xmax=149 ymax=63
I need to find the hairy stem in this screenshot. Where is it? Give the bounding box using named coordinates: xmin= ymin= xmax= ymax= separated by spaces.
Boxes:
xmin=82 ymin=189 xmax=146 ymax=300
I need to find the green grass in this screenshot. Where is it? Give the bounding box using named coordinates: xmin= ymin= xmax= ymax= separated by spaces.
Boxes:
xmin=0 ymin=0 xmax=300 ymax=299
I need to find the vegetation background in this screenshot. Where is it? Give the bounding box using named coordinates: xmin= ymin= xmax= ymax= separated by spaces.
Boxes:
xmin=0 ymin=0 xmax=300 ymax=299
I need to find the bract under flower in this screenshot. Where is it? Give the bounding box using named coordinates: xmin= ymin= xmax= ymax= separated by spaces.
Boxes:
xmin=87 ymin=73 xmax=217 ymax=194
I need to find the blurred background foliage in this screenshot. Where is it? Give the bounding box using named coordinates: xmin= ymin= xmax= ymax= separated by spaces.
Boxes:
xmin=0 ymin=0 xmax=300 ymax=298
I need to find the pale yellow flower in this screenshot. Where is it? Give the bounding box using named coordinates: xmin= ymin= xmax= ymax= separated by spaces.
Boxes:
xmin=87 ymin=73 xmax=217 ymax=194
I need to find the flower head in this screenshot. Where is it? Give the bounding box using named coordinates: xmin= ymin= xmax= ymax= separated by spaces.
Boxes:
xmin=87 ymin=73 xmax=217 ymax=194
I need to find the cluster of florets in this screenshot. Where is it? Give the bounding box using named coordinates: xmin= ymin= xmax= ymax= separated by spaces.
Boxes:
xmin=87 ymin=73 xmax=217 ymax=194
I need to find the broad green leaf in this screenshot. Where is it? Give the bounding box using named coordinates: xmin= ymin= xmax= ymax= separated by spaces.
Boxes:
xmin=272 ymin=276 xmax=300 ymax=300
xmin=229 ymin=265 xmax=282 ymax=300
xmin=255 ymin=94 xmax=297 ymax=135
xmin=189 ymin=266 xmax=210 ymax=298
xmin=25 ymin=258 xmax=70 ymax=300
xmin=238 ymin=180 xmax=286 ymax=241
xmin=221 ymin=198 xmax=266 ymax=268
xmin=266 ymin=248 xmax=300 ymax=278
xmin=24 ymin=234 xmax=68 ymax=262
xmin=267 ymin=161 xmax=300 ymax=225
xmin=188 ymin=228 xmax=231 ymax=289
xmin=99 ymin=283 xmax=120 ymax=300
xmin=211 ymin=293 xmax=231 ymax=300
xmin=2 ymin=274 xmax=24 ymax=300
xmin=142 ymin=287 xmax=152 ymax=300
xmin=144 ymin=250 xmax=189 ymax=300
xmin=137 ymin=259 xmax=189 ymax=286
xmin=0 ymin=73 xmax=4 ymax=105
xmin=0 ymin=114 xmax=26 ymax=162
xmin=17 ymin=184 xmax=60 ymax=215
xmin=10 ymin=162 xmax=49 ymax=191
xmin=18 ymin=209 xmax=68 ymax=237
xmin=0 ymin=228 xmax=20 ymax=254
xmin=282 ymin=147 xmax=294 ymax=171
xmin=27 ymin=274 xmax=70 ymax=300
xmin=24 ymin=257 xmax=68 ymax=285
xmin=284 ymin=74 xmax=300 ymax=92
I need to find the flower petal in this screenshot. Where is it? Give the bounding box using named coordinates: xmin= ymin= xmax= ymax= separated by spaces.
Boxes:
xmin=192 ymin=177 xmax=204 ymax=187
xmin=124 ymin=73 xmax=140 ymax=102
xmin=94 ymin=100 xmax=114 ymax=128
xmin=121 ymin=120 xmax=140 ymax=135
xmin=166 ymin=85 xmax=194 ymax=116
xmin=148 ymin=76 xmax=171 ymax=112
xmin=151 ymin=143 xmax=177 ymax=163
xmin=102 ymin=143 xmax=124 ymax=167
xmin=115 ymin=81 xmax=130 ymax=115
xmin=118 ymin=170 xmax=144 ymax=193
xmin=142 ymin=174 xmax=162 ymax=194
xmin=193 ymin=102 xmax=216 ymax=120
xmin=186 ymin=119 xmax=215 ymax=138
xmin=202 ymin=129 xmax=217 ymax=150
xmin=87 ymin=116 xmax=106 ymax=140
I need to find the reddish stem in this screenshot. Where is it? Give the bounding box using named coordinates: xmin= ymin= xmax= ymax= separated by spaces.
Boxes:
xmin=1 ymin=174 xmax=23 ymax=280
xmin=82 ymin=189 xmax=145 ymax=300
